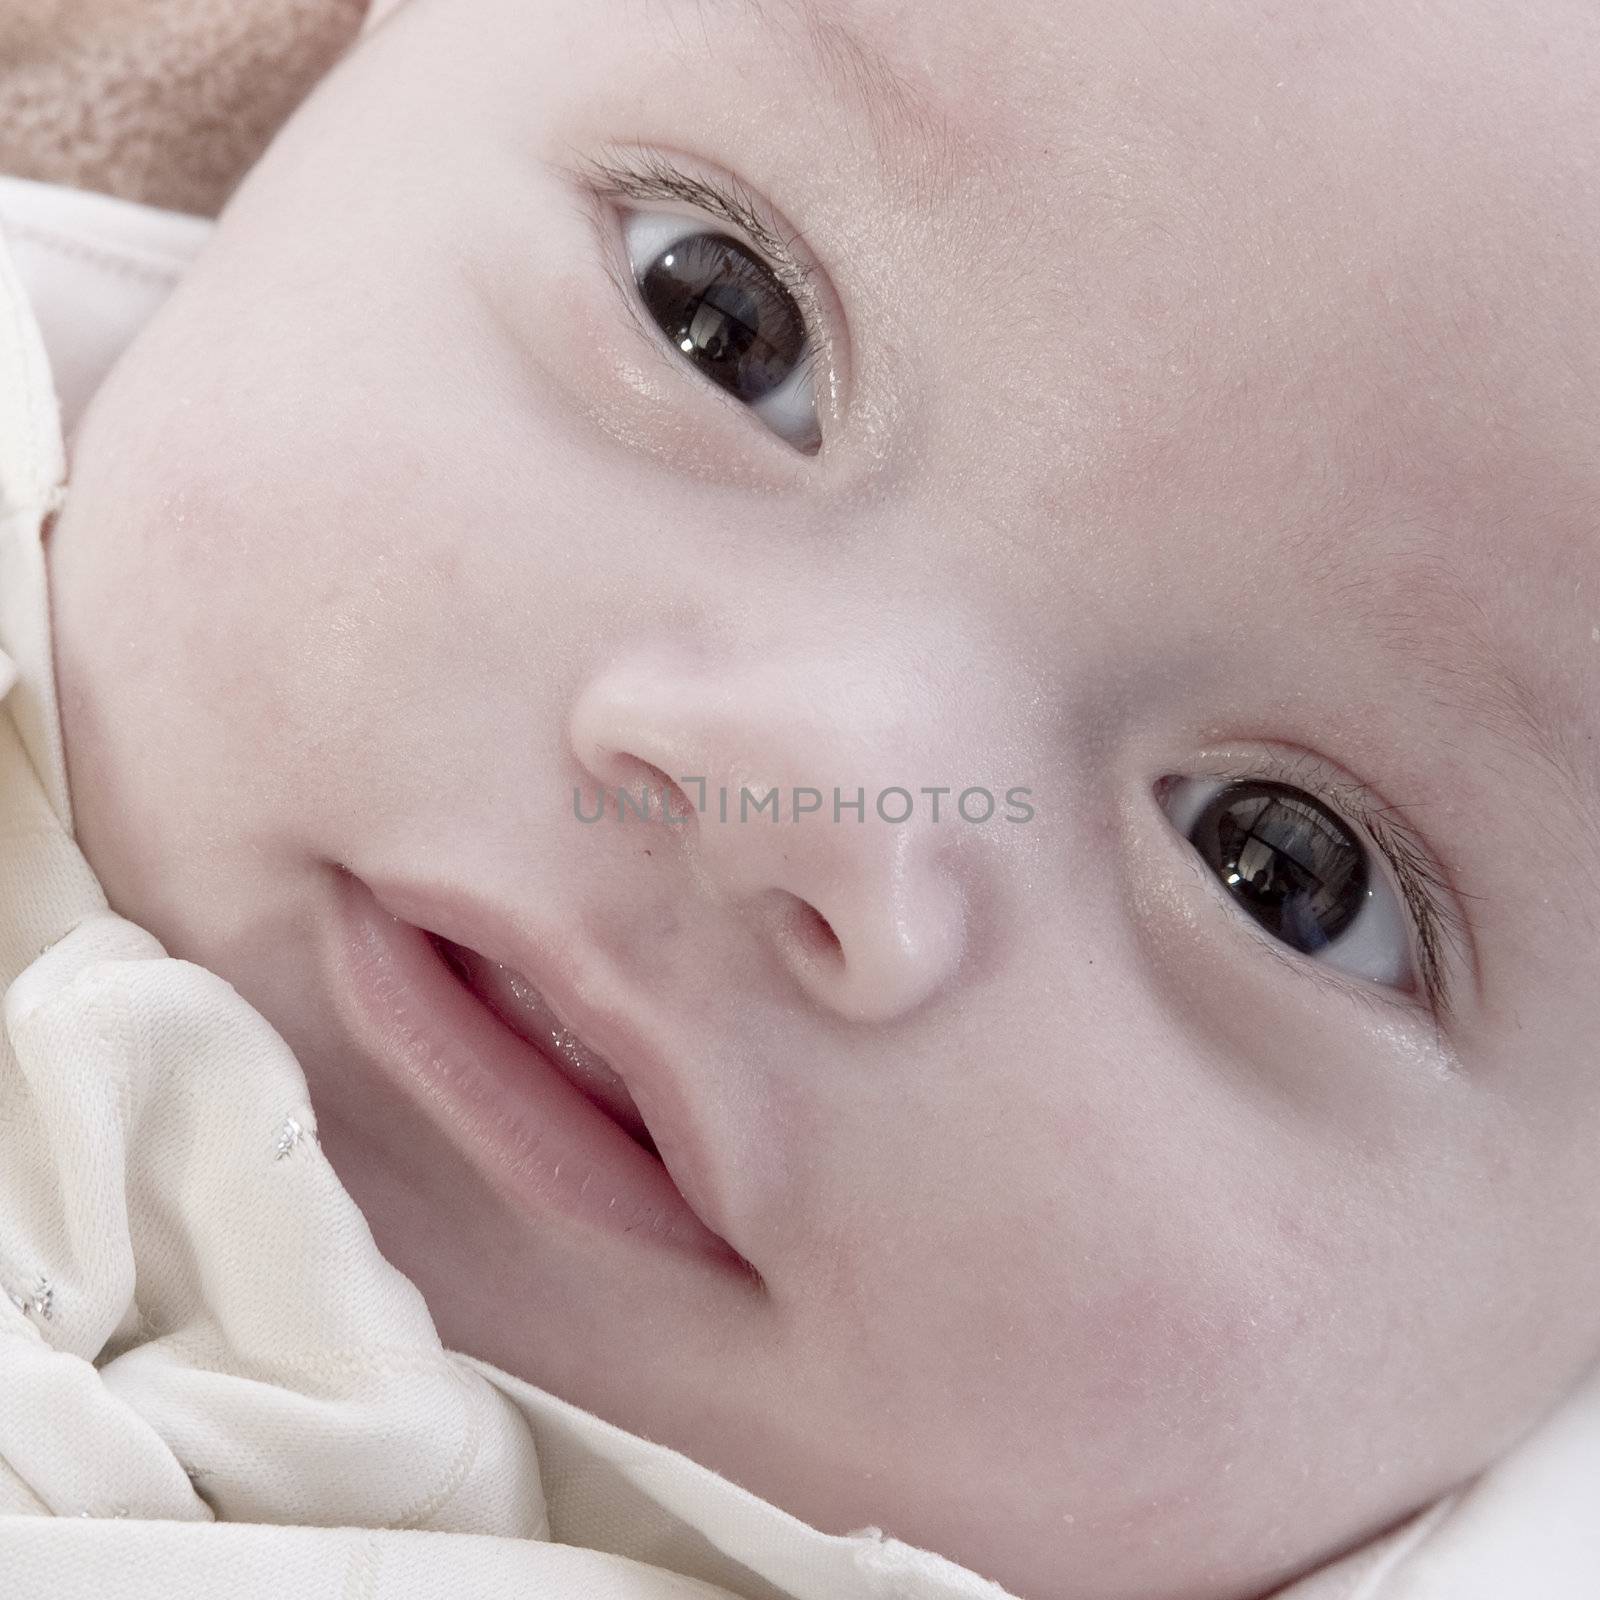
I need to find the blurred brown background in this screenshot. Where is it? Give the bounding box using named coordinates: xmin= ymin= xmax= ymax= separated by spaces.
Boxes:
xmin=0 ymin=0 xmax=366 ymax=215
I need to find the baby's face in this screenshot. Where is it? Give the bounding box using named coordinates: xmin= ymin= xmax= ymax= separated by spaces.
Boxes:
xmin=43 ymin=1 xmax=1600 ymax=1596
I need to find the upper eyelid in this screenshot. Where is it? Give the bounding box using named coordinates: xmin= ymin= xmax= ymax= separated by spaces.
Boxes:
xmin=570 ymin=146 xmax=820 ymax=302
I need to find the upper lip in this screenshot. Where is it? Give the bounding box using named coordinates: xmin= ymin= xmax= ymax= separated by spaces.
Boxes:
xmin=361 ymin=874 xmax=740 ymax=1258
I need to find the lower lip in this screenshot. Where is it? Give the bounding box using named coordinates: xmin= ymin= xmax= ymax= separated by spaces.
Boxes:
xmin=328 ymin=867 xmax=741 ymax=1265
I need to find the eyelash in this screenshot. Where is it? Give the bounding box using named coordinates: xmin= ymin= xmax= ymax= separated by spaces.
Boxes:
xmin=1180 ymin=748 xmax=1477 ymax=1026
xmin=573 ymin=147 xmax=819 ymax=301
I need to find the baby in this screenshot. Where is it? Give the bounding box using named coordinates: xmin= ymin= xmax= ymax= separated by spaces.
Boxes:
xmin=3 ymin=0 xmax=1599 ymax=1597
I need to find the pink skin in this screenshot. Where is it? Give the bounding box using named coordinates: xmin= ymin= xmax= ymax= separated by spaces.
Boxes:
xmin=39 ymin=1 xmax=1600 ymax=1596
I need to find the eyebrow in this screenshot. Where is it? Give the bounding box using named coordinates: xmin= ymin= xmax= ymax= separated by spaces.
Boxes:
xmin=1319 ymin=534 xmax=1600 ymax=884
xmin=634 ymin=0 xmax=968 ymax=207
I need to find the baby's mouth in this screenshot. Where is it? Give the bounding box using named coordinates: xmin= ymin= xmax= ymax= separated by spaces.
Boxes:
xmin=428 ymin=933 xmax=660 ymax=1159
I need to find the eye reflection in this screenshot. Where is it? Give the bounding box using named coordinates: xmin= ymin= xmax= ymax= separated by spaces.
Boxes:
xmin=1190 ymin=780 xmax=1368 ymax=954
xmin=638 ymin=232 xmax=807 ymax=404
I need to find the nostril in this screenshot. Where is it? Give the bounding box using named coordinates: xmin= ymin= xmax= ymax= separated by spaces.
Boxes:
xmin=591 ymin=752 xmax=691 ymax=823
xmin=630 ymin=758 xmax=683 ymax=815
xmin=771 ymin=891 xmax=843 ymax=970
xmin=642 ymin=762 xmax=698 ymax=823
xmin=803 ymin=904 xmax=842 ymax=958
xmin=756 ymin=869 xmax=965 ymax=1024
xmin=652 ymin=765 xmax=698 ymax=822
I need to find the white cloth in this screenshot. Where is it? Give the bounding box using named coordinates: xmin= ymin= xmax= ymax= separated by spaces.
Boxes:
xmin=1 ymin=175 xmax=1598 ymax=1600
xmin=0 ymin=177 xmax=212 ymax=444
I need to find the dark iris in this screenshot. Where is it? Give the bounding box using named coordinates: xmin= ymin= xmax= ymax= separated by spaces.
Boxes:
xmin=636 ymin=231 xmax=807 ymax=405
xmin=1189 ymin=780 xmax=1368 ymax=953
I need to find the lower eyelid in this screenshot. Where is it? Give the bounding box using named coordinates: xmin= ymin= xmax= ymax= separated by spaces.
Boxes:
xmin=1194 ymin=851 xmax=1428 ymax=1021
xmin=753 ymin=364 xmax=823 ymax=454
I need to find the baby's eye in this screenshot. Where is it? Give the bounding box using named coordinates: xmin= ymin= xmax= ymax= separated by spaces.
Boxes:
xmin=1159 ymin=775 xmax=1417 ymax=992
xmin=621 ymin=210 xmax=821 ymax=453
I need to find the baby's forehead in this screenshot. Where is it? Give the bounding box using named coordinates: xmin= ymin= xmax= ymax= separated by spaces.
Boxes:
xmin=619 ymin=0 xmax=1597 ymax=205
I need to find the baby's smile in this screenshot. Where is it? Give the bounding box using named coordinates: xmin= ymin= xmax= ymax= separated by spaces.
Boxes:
xmin=34 ymin=0 xmax=1600 ymax=1596
xmin=332 ymin=860 xmax=743 ymax=1261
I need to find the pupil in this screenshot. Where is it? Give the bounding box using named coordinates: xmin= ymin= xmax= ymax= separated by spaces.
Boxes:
xmin=1190 ymin=780 xmax=1367 ymax=952
xmin=688 ymin=284 xmax=759 ymax=365
xmin=637 ymin=231 xmax=806 ymax=404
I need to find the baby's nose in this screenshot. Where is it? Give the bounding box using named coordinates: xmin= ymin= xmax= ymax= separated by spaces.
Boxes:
xmin=568 ymin=649 xmax=969 ymax=1024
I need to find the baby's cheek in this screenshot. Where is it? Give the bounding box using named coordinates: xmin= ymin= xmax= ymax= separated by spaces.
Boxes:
xmin=1067 ymin=1252 xmax=1310 ymax=1442
xmin=1025 ymin=1226 xmax=1361 ymax=1575
xmin=1042 ymin=1122 xmax=1349 ymax=1430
